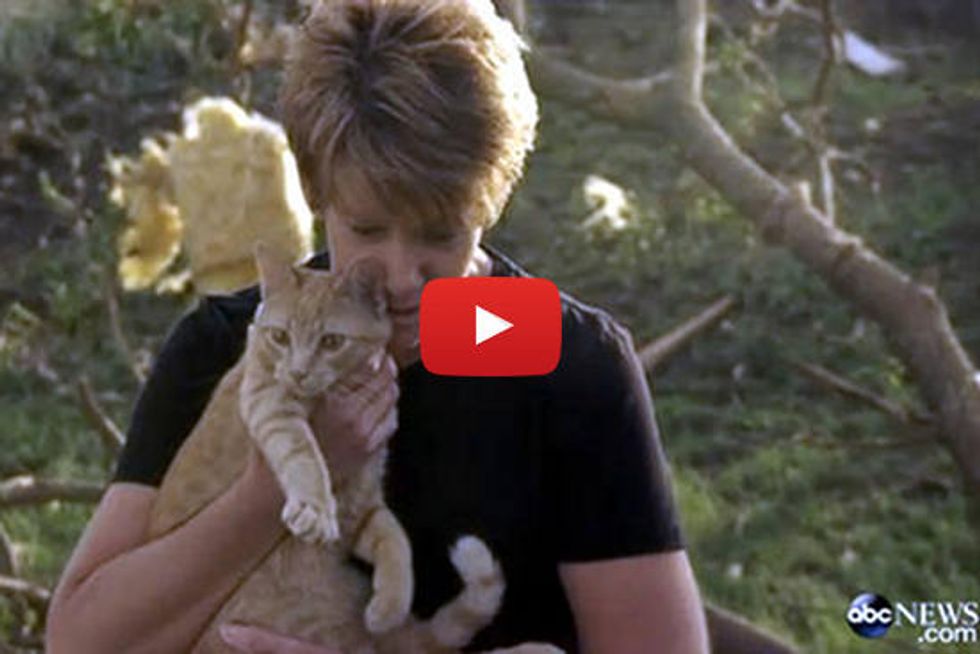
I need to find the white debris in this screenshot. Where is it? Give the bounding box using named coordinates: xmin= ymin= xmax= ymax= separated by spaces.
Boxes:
xmin=580 ymin=174 xmax=637 ymax=232
xmin=863 ymin=117 xmax=882 ymax=134
xmin=842 ymin=30 xmax=907 ymax=77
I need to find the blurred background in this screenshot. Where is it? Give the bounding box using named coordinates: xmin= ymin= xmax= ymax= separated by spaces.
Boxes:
xmin=1 ymin=0 xmax=979 ymax=651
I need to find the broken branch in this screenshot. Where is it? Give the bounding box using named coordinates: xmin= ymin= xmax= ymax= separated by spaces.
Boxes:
xmin=0 ymin=476 xmax=103 ymax=508
xmin=792 ymin=359 xmax=930 ymax=426
xmin=103 ymin=272 xmax=146 ymax=384
xmin=810 ymin=0 xmax=841 ymax=107
xmin=638 ymin=295 xmax=737 ymax=373
xmin=706 ymin=601 xmax=799 ymax=654
xmin=0 ymin=574 xmax=50 ymax=613
xmin=75 ymin=376 xmax=125 ymax=456
xmin=524 ymin=0 xmax=980 ymax=510
xmin=0 ymin=525 xmax=16 ymax=577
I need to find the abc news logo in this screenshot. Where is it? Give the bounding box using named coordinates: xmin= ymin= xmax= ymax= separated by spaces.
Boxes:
xmin=847 ymin=592 xmax=980 ymax=641
xmin=846 ymin=593 xmax=894 ymax=638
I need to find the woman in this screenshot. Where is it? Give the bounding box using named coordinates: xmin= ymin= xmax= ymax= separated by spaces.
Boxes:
xmin=46 ymin=1 xmax=709 ymax=652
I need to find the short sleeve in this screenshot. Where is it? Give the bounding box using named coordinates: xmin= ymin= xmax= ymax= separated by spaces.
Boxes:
xmin=544 ymin=307 xmax=686 ymax=562
xmin=111 ymin=294 xmax=254 ymax=487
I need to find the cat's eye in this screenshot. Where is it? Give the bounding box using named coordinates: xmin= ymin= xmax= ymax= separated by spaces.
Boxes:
xmin=268 ymin=328 xmax=289 ymax=347
xmin=320 ymin=333 xmax=345 ymax=351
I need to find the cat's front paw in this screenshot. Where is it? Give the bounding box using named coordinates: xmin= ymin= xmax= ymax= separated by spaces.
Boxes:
xmin=364 ymin=588 xmax=412 ymax=634
xmin=281 ymin=496 xmax=340 ymax=544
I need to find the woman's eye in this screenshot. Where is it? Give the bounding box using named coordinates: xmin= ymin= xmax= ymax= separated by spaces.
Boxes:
xmin=269 ymin=328 xmax=289 ymax=347
xmin=425 ymin=231 xmax=456 ymax=244
xmin=419 ymin=227 xmax=464 ymax=246
xmin=351 ymin=224 xmax=385 ymax=237
xmin=320 ymin=333 xmax=346 ymax=351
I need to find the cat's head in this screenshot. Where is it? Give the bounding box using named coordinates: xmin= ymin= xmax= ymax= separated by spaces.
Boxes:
xmin=252 ymin=243 xmax=392 ymax=398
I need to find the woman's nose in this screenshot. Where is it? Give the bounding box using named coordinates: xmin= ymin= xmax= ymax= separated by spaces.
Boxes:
xmin=384 ymin=243 xmax=425 ymax=299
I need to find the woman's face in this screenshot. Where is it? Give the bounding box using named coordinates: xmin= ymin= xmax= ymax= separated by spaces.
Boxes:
xmin=323 ymin=167 xmax=489 ymax=367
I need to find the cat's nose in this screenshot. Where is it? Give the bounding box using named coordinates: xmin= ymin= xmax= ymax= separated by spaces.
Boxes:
xmin=289 ymin=369 xmax=309 ymax=385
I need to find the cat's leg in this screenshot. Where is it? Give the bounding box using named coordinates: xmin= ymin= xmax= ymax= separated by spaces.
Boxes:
xmin=352 ymin=506 xmax=413 ymax=634
xmin=374 ymin=536 xmax=505 ymax=652
xmin=244 ymin=389 xmax=340 ymax=543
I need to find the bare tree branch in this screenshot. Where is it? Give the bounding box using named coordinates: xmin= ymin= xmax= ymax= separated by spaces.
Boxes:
xmin=231 ymin=0 xmax=256 ymax=107
xmin=527 ymin=50 xmax=675 ymax=125
xmin=103 ymin=271 xmax=146 ymax=384
xmin=792 ymin=359 xmax=931 ymax=426
xmin=234 ymin=0 xmax=255 ymax=70
xmin=75 ymin=376 xmax=125 ymax=456
xmin=676 ymin=0 xmax=708 ymax=104
xmin=638 ymin=295 xmax=737 ymax=373
xmin=713 ymin=14 xmax=860 ymax=207
xmin=706 ymin=602 xmax=799 ymax=654
xmin=0 ymin=574 xmax=50 ymax=614
xmin=810 ymin=0 xmax=840 ymax=107
xmin=808 ymin=0 xmax=841 ymax=222
xmin=0 ymin=525 xmax=32 ymax=653
xmin=0 ymin=525 xmax=16 ymax=577
xmin=0 ymin=476 xmax=103 ymax=508
xmin=672 ymin=0 xmax=980 ymax=505
xmin=749 ymin=0 xmax=807 ymax=22
xmin=525 ymin=0 xmax=980 ymax=512
xmin=816 ymin=149 xmax=835 ymax=223
xmin=783 ymin=2 xmax=822 ymax=24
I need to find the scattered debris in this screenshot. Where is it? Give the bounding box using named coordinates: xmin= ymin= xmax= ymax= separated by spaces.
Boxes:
xmin=842 ymin=30 xmax=907 ymax=77
xmin=108 ymin=97 xmax=314 ymax=294
xmin=580 ymin=174 xmax=637 ymax=231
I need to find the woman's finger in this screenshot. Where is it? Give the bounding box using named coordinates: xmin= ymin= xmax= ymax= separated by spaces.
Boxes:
xmin=336 ymin=354 xmax=396 ymax=395
xmin=348 ymin=369 xmax=396 ymax=410
xmin=220 ymin=623 xmax=341 ymax=654
xmin=366 ymin=405 xmax=399 ymax=451
xmin=352 ymin=380 xmax=399 ymax=439
xmin=336 ymin=359 xmax=397 ymax=427
xmin=312 ymin=353 xmax=399 ymax=466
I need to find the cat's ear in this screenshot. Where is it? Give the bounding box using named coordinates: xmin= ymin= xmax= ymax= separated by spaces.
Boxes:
xmin=341 ymin=257 xmax=387 ymax=317
xmin=253 ymin=242 xmax=298 ymax=297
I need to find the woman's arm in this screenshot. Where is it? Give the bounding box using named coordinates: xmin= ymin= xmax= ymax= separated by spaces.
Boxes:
xmin=559 ymin=550 xmax=710 ymax=654
xmin=45 ymin=451 xmax=286 ymax=654
xmin=47 ymin=353 xmax=400 ymax=654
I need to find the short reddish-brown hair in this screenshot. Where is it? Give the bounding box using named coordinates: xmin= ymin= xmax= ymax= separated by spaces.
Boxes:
xmin=278 ymin=0 xmax=538 ymax=230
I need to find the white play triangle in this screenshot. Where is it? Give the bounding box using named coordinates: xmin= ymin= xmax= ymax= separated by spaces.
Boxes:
xmin=475 ymin=305 xmax=513 ymax=346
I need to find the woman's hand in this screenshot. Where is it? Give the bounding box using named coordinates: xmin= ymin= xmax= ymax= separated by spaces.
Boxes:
xmin=311 ymin=353 xmax=400 ymax=475
xmin=220 ymin=624 xmax=341 ymax=653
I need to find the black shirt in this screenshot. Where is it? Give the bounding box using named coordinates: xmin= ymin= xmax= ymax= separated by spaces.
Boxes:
xmin=112 ymin=245 xmax=685 ymax=652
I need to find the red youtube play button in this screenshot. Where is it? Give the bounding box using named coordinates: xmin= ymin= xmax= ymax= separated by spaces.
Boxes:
xmin=420 ymin=277 xmax=562 ymax=376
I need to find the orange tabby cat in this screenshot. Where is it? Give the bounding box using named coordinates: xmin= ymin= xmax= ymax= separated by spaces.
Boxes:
xmin=148 ymin=246 xmax=563 ymax=654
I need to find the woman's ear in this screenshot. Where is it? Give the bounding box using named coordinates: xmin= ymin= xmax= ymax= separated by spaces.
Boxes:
xmin=253 ymin=242 xmax=299 ymax=298
xmin=341 ymin=257 xmax=387 ymax=318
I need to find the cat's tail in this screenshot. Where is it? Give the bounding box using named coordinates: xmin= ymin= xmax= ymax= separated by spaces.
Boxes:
xmin=425 ymin=534 xmax=505 ymax=649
